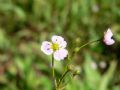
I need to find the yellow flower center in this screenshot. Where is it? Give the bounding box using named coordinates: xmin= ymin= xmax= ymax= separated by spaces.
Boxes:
xmin=51 ymin=43 xmax=59 ymax=51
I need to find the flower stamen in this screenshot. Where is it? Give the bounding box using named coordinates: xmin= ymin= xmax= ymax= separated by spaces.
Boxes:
xmin=51 ymin=43 xmax=59 ymax=51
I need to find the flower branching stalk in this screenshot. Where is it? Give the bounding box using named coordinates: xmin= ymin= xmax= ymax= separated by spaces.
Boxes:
xmin=56 ymin=64 xmax=74 ymax=89
xmin=74 ymin=39 xmax=101 ymax=54
xmin=57 ymin=69 xmax=70 ymax=88
xmin=55 ymin=39 xmax=101 ymax=89
xmin=40 ymin=29 xmax=115 ymax=90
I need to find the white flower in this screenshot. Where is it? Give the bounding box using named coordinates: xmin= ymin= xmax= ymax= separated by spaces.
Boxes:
xmin=103 ymin=28 xmax=115 ymax=45
xmin=99 ymin=61 xmax=106 ymax=69
xmin=91 ymin=62 xmax=97 ymax=70
xmin=92 ymin=4 xmax=99 ymax=13
xmin=41 ymin=35 xmax=68 ymax=61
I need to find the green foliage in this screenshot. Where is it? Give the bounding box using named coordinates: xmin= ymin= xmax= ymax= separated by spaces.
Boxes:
xmin=0 ymin=0 xmax=119 ymax=90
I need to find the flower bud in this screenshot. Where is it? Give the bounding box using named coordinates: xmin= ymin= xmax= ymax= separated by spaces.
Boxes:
xmin=75 ymin=70 xmax=80 ymax=75
xmin=67 ymin=64 xmax=74 ymax=71
xmin=103 ymin=28 xmax=115 ymax=45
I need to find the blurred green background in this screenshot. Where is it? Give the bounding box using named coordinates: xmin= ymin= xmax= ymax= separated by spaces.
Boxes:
xmin=0 ymin=0 xmax=120 ymax=90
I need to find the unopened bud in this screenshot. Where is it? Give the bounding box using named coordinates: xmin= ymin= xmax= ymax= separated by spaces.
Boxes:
xmin=73 ymin=70 xmax=81 ymax=77
xmin=74 ymin=47 xmax=80 ymax=52
xmin=75 ymin=70 xmax=80 ymax=75
xmin=67 ymin=64 xmax=74 ymax=71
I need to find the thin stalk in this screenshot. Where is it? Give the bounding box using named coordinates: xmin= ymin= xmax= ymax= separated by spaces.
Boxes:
xmin=57 ymin=69 xmax=70 ymax=88
xmin=74 ymin=39 xmax=100 ymax=53
xmin=52 ymin=55 xmax=55 ymax=78
xmin=52 ymin=55 xmax=56 ymax=90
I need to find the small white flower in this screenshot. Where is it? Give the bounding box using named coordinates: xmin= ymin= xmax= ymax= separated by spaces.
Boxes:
xmin=92 ymin=4 xmax=99 ymax=13
xmin=91 ymin=62 xmax=97 ymax=70
xmin=103 ymin=28 xmax=115 ymax=45
xmin=99 ymin=61 xmax=106 ymax=69
xmin=41 ymin=35 xmax=68 ymax=61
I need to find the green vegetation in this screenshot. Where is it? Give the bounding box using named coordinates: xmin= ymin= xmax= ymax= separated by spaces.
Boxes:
xmin=0 ymin=0 xmax=120 ymax=90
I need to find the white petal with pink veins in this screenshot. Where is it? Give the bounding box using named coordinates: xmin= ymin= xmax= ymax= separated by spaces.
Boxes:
xmin=53 ymin=49 xmax=68 ymax=61
xmin=103 ymin=28 xmax=115 ymax=45
xmin=41 ymin=41 xmax=53 ymax=55
xmin=51 ymin=35 xmax=64 ymax=44
xmin=59 ymin=41 xmax=67 ymax=49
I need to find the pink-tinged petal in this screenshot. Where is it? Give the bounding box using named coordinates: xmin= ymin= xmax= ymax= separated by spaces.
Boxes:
xmin=59 ymin=41 xmax=67 ymax=49
xmin=104 ymin=28 xmax=113 ymax=39
xmin=53 ymin=49 xmax=68 ymax=61
xmin=51 ymin=35 xmax=64 ymax=44
xmin=104 ymin=39 xmax=115 ymax=45
xmin=52 ymin=35 xmax=67 ymax=49
xmin=41 ymin=41 xmax=53 ymax=55
xmin=103 ymin=28 xmax=115 ymax=45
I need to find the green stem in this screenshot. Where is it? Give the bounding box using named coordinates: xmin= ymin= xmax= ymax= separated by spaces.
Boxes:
xmin=52 ymin=55 xmax=55 ymax=78
xmin=52 ymin=55 xmax=56 ymax=90
xmin=57 ymin=69 xmax=70 ymax=87
xmin=74 ymin=39 xmax=100 ymax=53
